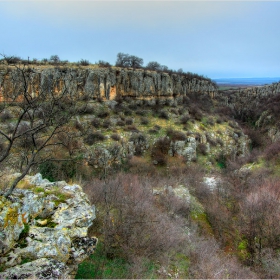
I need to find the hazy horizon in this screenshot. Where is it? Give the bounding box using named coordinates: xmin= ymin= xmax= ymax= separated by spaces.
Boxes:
xmin=1 ymin=1 xmax=280 ymax=79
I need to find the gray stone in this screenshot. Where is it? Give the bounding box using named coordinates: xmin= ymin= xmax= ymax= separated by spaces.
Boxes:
xmin=0 ymin=174 xmax=97 ymax=278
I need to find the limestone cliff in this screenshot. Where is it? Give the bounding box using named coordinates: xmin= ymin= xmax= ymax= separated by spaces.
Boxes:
xmin=0 ymin=66 xmax=217 ymax=102
xmin=217 ymin=82 xmax=280 ymax=110
xmin=217 ymin=82 xmax=280 ymax=141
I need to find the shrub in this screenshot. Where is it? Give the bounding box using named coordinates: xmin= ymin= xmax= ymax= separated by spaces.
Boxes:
xmin=6 ymin=56 xmax=22 ymax=64
xmin=189 ymin=105 xmax=203 ymax=121
xmin=125 ymin=118 xmax=133 ymax=125
xmin=216 ymin=138 xmax=224 ymax=147
xmin=264 ymin=140 xmax=280 ymax=161
xmin=135 ymin=109 xmax=145 ymax=116
xmin=229 ymin=121 xmax=238 ymax=129
xmin=91 ymin=118 xmax=101 ymax=128
xmin=84 ymin=132 xmax=105 ymax=145
xmin=124 ymin=125 xmax=139 ymax=132
xmin=148 ymin=129 xmax=158 ymax=134
xmin=74 ymin=120 xmax=84 ymax=131
xmin=79 ymin=59 xmax=90 ymax=66
xmin=180 ymin=114 xmax=190 ymax=124
xmin=127 ymin=156 xmax=156 ymax=175
xmin=111 ymin=133 xmax=121 ymax=141
xmin=78 ymin=104 xmax=95 ymax=115
xmin=166 ymin=128 xmax=186 ymax=141
xmin=140 ymin=117 xmax=149 ymax=125
xmin=97 ymin=60 xmax=111 ymax=67
xmin=216 ymin=117 xmax=223 ymax=124
xmin=207 ymin=117 xmax=215 ymax=126
xmin=158 ymin=110 xmax=169 ymax=120
xmin=116 ymin=120 xmax=125 ymax=127
xmin=124 ymin=109 xmax=133 ymax=116
xmin=197 ymin=143 xmax=208 ymax=156
xmin=128 ymin=103 xmax=138 ymax=110
xmin=102 ymin=119 xmax=112 ymax=129
xmin=84 ymin=173 xmax=187 ymax=270
xmin=0 ymin=110 xmax=12 ymax=122
xmin=97 ymin=109 xmax=110 ymax=119
xmin=151 ymin=137 xmax=171 ymax=166
xmin=244 ymin=127 xmax=264 ymax=149
xmin=39 ymin=161 xmax=58 ymax=182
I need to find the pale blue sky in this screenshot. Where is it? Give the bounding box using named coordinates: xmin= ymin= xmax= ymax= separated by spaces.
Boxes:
xmin=1 ymin=1 xmax=280 ymax=78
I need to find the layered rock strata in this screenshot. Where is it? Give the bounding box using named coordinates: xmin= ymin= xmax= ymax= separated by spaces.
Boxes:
xmin=0 ymin=66 xmax=217 ymax=102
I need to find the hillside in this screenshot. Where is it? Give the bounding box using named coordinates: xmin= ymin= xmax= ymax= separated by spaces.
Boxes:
xmin=1 ymin=63 xmax=280 ymax=278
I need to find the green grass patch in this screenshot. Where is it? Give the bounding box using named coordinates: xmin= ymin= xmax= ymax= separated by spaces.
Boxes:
xmin=20 ymin=257 xmax=32 ymax=265
xmin=75 ymin=243 xmax=129 ymax=279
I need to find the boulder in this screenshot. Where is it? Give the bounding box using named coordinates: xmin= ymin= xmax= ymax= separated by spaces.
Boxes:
xmin=0 ymin=173 xmax=97 ymax=279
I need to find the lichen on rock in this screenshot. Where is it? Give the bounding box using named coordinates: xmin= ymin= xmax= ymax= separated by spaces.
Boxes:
xmin=0 ymin=173 xmax=97 ymax=279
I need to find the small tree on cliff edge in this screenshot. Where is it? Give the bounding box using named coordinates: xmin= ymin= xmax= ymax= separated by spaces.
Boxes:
xmin=115 ymin=52 xmax=143 ymax=68
xmin=0 ymin=55 xmax=80 ymax=198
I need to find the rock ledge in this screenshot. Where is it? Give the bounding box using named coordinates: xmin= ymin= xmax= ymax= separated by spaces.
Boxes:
xmin=0 ymin=173 xmax=97 ymax=279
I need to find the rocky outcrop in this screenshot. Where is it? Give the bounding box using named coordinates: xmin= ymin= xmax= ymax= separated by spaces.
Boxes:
xmin=218 ymin=82 xmax=280 ymax=107
xmin=0 ymin=66 xmax=217 ymax=102
xmin=0 ymin=173 xmax=97 ymax=279
xmin=217 ymin=82 xmax=280 ymax=120
xmin=217 ymin=82 xmax=280 ymax=142
xmin=168 ymin=137 xmax=197 ymax=162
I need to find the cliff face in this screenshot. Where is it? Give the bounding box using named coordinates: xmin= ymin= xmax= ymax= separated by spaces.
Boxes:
xmin=217 ymin=82 xmax=280 ymax=108
xmin=0 ymin=66 xmax=217 ymax=101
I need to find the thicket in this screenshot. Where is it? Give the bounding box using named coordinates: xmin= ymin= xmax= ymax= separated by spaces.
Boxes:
xmin=79 ymin=169 xmax=258 ymax=279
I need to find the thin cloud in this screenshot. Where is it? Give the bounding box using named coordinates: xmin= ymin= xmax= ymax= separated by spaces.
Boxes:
xmin=1 ymin=1 xmax=252 ymax=29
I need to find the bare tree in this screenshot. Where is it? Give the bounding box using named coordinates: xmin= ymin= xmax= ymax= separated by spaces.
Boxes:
xmin=146 ymin=61 xmax=162 ymax=71
xmin=0 ymin=55 xmax=80 ymax=197
xmin=115 ymin=52 xmax=143 ymax=68
xmin=49 ymin=55 xmax=60 ymax=64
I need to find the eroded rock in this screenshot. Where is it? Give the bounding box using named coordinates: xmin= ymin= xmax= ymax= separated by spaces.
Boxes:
xmin=0 ymin=173 xmax=97 ymax=279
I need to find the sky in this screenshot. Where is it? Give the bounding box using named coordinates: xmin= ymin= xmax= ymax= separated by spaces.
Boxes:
xmin=0 ymin=1 xmax=280 ymax=79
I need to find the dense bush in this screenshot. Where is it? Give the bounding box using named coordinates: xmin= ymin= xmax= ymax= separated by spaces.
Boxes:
xmin=97 ymin=109 xmax=110 ymax=118
xmin=140 ymin=117 xmax=149 ymax=125
xmin=158 ymin=110 xmax=169 ymax=120
xmin=124 ymin=109 xmax=133 ymax=116
xmin=189 ymin=105 xmax=203 ymax=121
xmin=84 ymin=132 xmax=105 ymax=145
xmin=116 ymin=119 xmax=125 ymax=127
xmin=207 ymin=117 xmax=215 ymax=126
xmin=135 ymin=109 xmax=146 ymax=116
xmin=197 ymin=143 xmax=208 ymax=156
xmin=125 ymin=118 xmax=133 ymax=125
xmin=0 ymin=111 xmax=12 ymax=122
xmin=91 ymin=118 xmax=101 ymax=128
xmin=263 ymin=140 xmax=280 ymax=161
xmin=124 ymin=125 xmax=139 ymax=132
xmin=180 ymin=114 xmax=190 ymax=124
xmin=244 ymin=127 xmax=264 ymax=149
xmin=102 ymin=119 xmax=112 ymax=129
xmin=166 ymin=128 xmax=186 ymax=141
xmin=78 ymin=104 xmax=95 ymax=115
xmin=79 ymin=59 xmax=90 ymax=66
xmin=111 ymin=133 xmax=121 ymax=141
xmin=151 ymin=137 xmax=171 ymax=165
xmin=97 ymin=60 xmax=111 ymax=67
